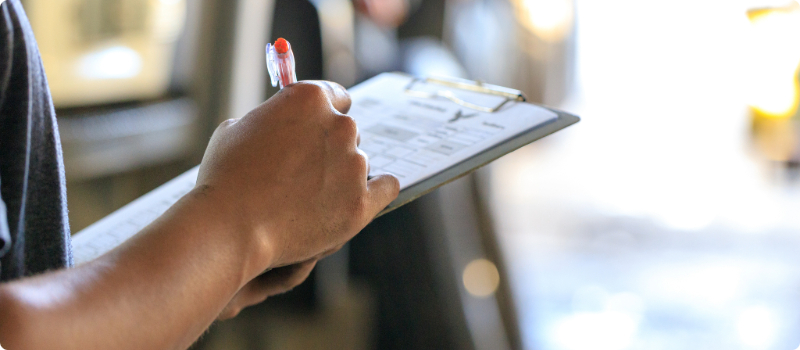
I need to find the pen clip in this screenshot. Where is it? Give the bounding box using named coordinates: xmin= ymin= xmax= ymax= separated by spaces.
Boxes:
xmin=266 ymin=43 xmax=279 ymax=87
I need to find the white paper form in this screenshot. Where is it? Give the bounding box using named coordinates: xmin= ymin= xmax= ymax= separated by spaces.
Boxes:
xmin=71 ymin=73 xmax=558 ymax=266
xmin=349 ymin=73 xmax=558 ymax=189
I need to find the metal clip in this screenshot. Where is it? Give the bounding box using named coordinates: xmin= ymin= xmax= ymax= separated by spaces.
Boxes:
xmin=404 ymin=76 xmax=526 ymax=113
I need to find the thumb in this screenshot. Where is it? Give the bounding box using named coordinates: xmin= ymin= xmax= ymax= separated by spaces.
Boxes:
xmin=365 ymin=173 xmax=400 ymax=219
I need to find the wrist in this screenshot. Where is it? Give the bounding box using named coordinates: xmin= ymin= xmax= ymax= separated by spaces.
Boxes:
xmin=180 ymin=184 xmax=275 ymax=284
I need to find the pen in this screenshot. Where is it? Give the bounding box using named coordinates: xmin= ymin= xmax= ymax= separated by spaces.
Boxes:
xmin=266 ymin=38 xmax=297 ymax=89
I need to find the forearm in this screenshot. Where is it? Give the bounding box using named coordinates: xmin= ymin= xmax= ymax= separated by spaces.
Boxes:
xmin=0 ymin=188 xmax=267 ymax=350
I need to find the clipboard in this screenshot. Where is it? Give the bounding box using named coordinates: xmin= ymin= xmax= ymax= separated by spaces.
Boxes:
xmin=357 ymin=73 xmax=579 ymax=216
xmin=70 ymin=73 xmax=579 ymax=265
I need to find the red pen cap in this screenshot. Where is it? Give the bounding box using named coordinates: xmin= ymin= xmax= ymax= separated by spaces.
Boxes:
xmin=274 ymin=38 xmax=289 ymax=54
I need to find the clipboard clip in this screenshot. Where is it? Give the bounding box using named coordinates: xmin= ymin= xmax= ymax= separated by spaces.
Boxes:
xmin=404 ymin=76 xmax=527 ymax=113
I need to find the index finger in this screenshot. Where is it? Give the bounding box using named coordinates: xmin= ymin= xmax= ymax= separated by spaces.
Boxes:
xmin=303 ymin=80 xmax=352 ymax=114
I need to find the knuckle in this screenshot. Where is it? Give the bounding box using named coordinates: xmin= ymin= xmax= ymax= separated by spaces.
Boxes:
xmin=357 ymin=148 xmax=369 ymax=164
xmin=334 ymin=115 xmax=358 ymax=139
xmin=287 ymin=273 xmax=309 ymax=288
xmin=293 ymin=82 xmax=327 ymax=102
xmin=211 ymin=118 xmax=238 ymax=139
xmin=217 ymin=118 xmax=237 ymax=130
xmin=219 ymin=307 xmax=239 ymax=320
xmin=254 ymin=294 xmax=270 ymax=305
xmin=350 ymin=151 xmax=368 ymax=173
xmin=387 ymin=175 xmax=401 ymax=195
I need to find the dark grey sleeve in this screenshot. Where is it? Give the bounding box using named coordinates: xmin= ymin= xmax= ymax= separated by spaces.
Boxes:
xmin=0 ymin=2 xmax=10 ymax=260
xmin=0 ymin=182 xmax=10 ymax=258
xmin=0 ymin=0 xmax=72 ymax=279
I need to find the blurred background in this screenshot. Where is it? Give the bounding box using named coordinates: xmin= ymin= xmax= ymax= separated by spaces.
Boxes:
xmin=23 ymin=0 xmax=800 ymax=348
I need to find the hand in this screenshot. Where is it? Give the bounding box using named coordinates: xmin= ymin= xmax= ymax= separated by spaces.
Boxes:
xmin=217 ymin=259 xmax=317 ymax=320
xmin=196 ymin=81 xmax=399 ymax=283
xmin=217 ymin=243 xmax=345 ymax=320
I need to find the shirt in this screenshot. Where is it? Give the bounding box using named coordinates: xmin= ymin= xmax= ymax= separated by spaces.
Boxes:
xmin=0 ymin=0 xmax=72 ymax=282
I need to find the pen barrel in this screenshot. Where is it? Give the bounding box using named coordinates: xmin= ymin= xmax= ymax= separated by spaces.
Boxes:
xmin=276 ymin=50 xmax=297 ymax=89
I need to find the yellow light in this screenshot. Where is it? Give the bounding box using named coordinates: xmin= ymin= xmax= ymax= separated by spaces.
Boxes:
xmin=746 ymin=2 xmax=800 ymax=119
xmin=752 ymin=117 xmax=798 ymax=161
xmin=511 ymin=0 xmax=574 ymax=42
xmin=462 ymin=259 xmax=500 ymax=298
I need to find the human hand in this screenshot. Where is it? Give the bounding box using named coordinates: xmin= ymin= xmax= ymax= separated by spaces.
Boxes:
xmin=217 ymin=259 xmax=317 ymax=320
xmin=196 ymin=81 xmax=399 ymax=284
xmin=217 ymin=243 xmax=345 ymax=320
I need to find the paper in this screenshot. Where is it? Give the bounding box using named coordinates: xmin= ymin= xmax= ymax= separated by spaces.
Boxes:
xmin=71 ymin=73 xmax=557 ymax=265
xmin=350 ymin=74 xmax=557 ymax=188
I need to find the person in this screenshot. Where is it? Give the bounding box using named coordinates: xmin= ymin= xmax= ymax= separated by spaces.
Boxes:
xmin=0 ymin=0 xmax=399 ymax=349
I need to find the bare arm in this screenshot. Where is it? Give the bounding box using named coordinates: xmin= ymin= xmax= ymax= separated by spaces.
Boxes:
xmin=0 ymin=81 xmax=399 ymax=350
xmin=0 ymin=190 xmax=257 ymax=350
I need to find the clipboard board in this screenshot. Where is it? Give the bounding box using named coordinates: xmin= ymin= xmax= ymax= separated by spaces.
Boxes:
xmin=70 ymin=73 xmax=579 ymax=265
xmin=354 ymin=73 xmax=580 ymax=217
